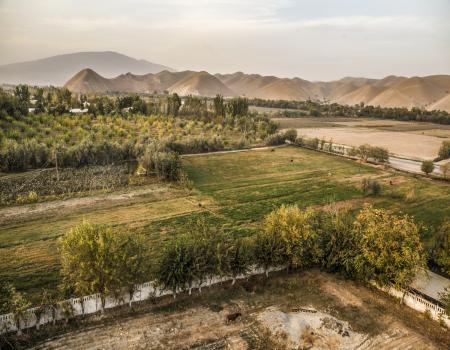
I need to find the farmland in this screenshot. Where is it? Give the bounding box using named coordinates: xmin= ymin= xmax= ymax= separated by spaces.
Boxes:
xmin=1 ymin=146 xmax=449 ymax=304
xmin=274 ymin=117 xmax=450 ymax=160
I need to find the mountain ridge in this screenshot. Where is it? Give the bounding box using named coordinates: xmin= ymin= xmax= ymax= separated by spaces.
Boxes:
xmin=64 ymin=69 xmax=450 ymax=112
xmin=0 ymin=51 xmax=173 ymax=86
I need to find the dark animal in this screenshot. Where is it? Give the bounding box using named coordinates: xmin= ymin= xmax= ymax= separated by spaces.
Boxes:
xmin=226 ymin=312 xmax=242 ymax=323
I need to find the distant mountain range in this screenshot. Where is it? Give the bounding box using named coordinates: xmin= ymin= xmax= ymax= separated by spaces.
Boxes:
xmin=0 ymin=51 xmax=173 ymax=86
xmin=65 ymin=68 xmax=450 ymax=112
xmin=1 ymin=51 xmax=449 ymax=112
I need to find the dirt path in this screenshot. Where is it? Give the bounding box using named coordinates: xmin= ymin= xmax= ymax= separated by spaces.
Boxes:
xmin=0 ymin=184 xmax=171 ymax=225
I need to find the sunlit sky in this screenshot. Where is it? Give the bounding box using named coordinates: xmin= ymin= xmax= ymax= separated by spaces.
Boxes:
xmin=0 ymin=0 xmax=449 ymax=80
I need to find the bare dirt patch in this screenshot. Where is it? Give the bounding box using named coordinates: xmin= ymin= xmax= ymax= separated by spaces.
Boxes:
xmin=21 ymin=271 xmax=449 ymax=350
xmin=294 ymin=127 xmax=448 ymax=160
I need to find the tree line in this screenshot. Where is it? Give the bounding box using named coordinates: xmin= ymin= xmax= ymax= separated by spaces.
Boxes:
xmin=0 ymin=88 xmax=278 ymax=172
xmin=2 ymin=203 xmax=449 ymax=329
xmin=250 ymin=98 xmax=450 ymax=125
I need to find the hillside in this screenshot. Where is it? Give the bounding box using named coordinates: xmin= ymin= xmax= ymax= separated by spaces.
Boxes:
xmin=64 ymin=68 xmax=450 ymax=112
xmin=168 ymin=71 xmax=234 ymax=97
xmin=0 ymin=51 xmax=173 ymax=86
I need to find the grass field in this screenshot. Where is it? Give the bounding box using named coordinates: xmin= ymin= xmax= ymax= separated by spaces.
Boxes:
xmin=0 ymin=146 xmax=449 ymax=304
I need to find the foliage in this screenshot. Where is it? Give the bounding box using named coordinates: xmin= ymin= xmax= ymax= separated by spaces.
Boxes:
xmin=59 ymin=222 xmax=124 ymax=307
xmin=421 ymin=160 xmax=435 ymax=175
xmin=226 ymin=237 xmax=253 ymax=283
xmin=227 ymin=97 xmax=249 ymax=117
xmin=431 ymin=220 xmax=450 ymax=275
xmin=438 ymin=141 xmax=450 ymax=160
xmin=283 ymin=129 xmax=297 ymax=143
xmin=155 ymin=234 xmax=195 ymax=296
xmin=439 ymin=287 xmax=450 ymax=317
xmin=263 ymin=205 xmax=322 ymax=269
xmin=352 ymin=205 xmax=425 ymax=288
xmin=319 ymin=206 xmax=358 ymax=276
xmin=348 ymin=144 xmax=389 ymax=163
xmin=117 ymin=232 xmax=152 ymax=305
xmin=0 ymin=282 xmax=31 ymax=332
xmin=249 ymin=98 xmax=450 ymax=125
xmin=140 ymin=143 xmax=181 ymax=181
xmin=361 ymin=178 xmax=381 ymax=196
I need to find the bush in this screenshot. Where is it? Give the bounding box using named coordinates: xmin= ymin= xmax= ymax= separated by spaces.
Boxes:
xmin=265 ymin=133 xmax=285 ymax=146
xmin=421 ymin=160 xmax=434 ymax=175
xmin=361 ymin=178 xmax=381 ymax=196
xmin=140 ymin=145 xmax=181 ymax=181
xmin=438 ymin=141 xmax=450 ymax=160
xmin=283 ymin=129 xmax=297 ymax=143
xmin=304 ymin=137 xmax=319 ymax=149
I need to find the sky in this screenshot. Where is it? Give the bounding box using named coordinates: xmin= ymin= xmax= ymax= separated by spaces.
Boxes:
xmin=0 ymin=0 xmax=449 ymax=80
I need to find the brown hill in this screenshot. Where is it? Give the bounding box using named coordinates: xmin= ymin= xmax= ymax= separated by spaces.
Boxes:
xmin=64 ymin=69 xmax=450 ymax=112
xmin=168 ymin=71 xmax=234 ymax=97
xmin=64 ymin=68 xmax=115 ymax=93
xmin=428 ymin=93 xmax=450 ymax=112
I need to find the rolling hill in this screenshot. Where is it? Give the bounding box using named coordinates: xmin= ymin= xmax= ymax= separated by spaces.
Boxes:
xmin=64 ymin=68 xmax=450 ymax=112
xmin=0 ymin=51 xmax=173 ymax=86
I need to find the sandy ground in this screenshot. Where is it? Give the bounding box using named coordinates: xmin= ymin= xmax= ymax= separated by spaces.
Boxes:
xmin=25 ymin=272 xmax=448 ymax=350
xmin=294 ymin=127 xmax=448 ymax=160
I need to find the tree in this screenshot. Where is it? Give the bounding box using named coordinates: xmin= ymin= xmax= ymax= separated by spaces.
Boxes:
xmin=226 ymin=237 xmax=253 ymax=284
xmin=438 ymin=141 xmax=450 ymax=160
xmin=263 ymin=205 xmax=322 ymax=269
xmin=213 ymin=94 xmax=225 ymax=117
xmin=283 ymin=129 xmax=297 ymax=143
xmin=253 ymin=230 xmax=284 ymax=277
xmin=58 ymin=222 xmax=123 ymax=311
xmin=0 ymin=283 xmax=31 ymax=335
xmin=421 ymin=160 xmax=434 ymax=175
xmin=352 ymin=205 xmax=425 ymax=289
xmin=34 ymin=289 xmax=57 ymax=329
xmin=167 ymin=93 xmax=181 ymax=116
xmin=432 ymin=220 xmax=450 ymax=275
xmin=320 ymin=207 xmax=357 ymax=276
xmin=439 ymin=287 xmax=450 ymax=317
xmin=14 ymin=85 xmax=30 ymax=104
xmin=155 ymin=235 xmax=194 ymax=297
xmin=117 ymin=232 xmax=151 ymax=307
xmin=227 ymin=97 xmax=249 ymax=117
xmin=187 ymin=219 xmax=228 ymax=290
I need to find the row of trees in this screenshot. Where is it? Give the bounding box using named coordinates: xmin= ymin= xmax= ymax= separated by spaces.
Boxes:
xmin=54 ymin=204 xmax=426 ymax=307
xmin=3 ymin=204 xmax=449 ymax=329
xmin=347 ymin=144 xmax=389 ymax=163
xmin=250 ymin=98 xmax=450 ymax=125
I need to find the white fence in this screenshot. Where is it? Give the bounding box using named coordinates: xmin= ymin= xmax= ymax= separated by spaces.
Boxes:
xmin=1 ymin=267 xmax=449 ymax=334
xmin=0 ymin=267 xmax=273 ymax=334
xmin=384 ymin=288 xmax=450 ymax=327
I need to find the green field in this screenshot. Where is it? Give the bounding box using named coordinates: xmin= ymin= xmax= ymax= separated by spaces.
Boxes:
xmin=1 ymin=146 xmax=449 ymax=303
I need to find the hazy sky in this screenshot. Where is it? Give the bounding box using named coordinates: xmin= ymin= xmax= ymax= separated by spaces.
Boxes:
xmin=0 ymin=0 xmax=449 ymax=80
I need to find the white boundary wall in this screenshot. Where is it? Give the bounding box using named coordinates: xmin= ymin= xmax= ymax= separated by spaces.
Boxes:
xmin=0 ymin=267 xmax=273 ymax=334
xmin=1 ymin=267 xmax=449 ymax=334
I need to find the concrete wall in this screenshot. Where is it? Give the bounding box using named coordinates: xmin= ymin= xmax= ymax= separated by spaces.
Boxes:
xmin=1 ymin=267 xmax=449 ymax=334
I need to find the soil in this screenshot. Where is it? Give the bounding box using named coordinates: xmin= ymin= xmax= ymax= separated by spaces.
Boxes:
xmin=293 ymin=127 xmax=449 ymax=160
xmin=20 ymin=271 xmax=449 ymax=350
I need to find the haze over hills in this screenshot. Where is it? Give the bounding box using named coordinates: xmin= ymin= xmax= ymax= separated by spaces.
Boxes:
xmin=0 ymin=51 xmax=173 ymax=86
xmin=65 ymin=68 xmax=450 ymax=112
